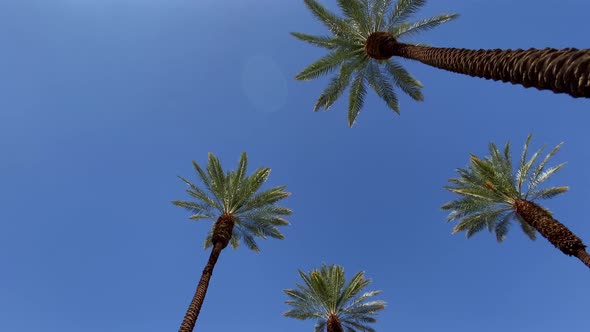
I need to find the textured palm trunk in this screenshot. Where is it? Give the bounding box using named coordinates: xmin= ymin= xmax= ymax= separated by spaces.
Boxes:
xmin=514 ymin=199 xmax=590 ymax=269
xmin=178 ymin=214 xmax=235 ymax=332
xmin=365 ymin=32 xmax=590 ymax=98
xmin=326 ymin=314 xmax=344 ymax=332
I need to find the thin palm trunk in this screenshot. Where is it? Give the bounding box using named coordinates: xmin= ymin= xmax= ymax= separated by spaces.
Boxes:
xmin=327 ymin=314 xmax=344 ymax=332
xmin=178 ymin=242 xmax=224 ymax=332
xmin=514 ymin=199 xmax=590 ymax=269
xmin=365 ymin=32 xmax=590 ymax=98
xmin=179 ymin=214 xmax=235 ymax=331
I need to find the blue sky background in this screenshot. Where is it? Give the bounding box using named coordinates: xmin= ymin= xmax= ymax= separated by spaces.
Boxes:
xmin=1 ymin=0 xmax=589 ymax=331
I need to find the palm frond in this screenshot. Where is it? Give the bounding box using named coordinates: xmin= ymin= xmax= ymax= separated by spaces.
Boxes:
xmin=517 ymin=134 xmax=533 ymax=193
xmin=342 ymin=318 xmax=377 ymax=332
xmin=177 ymin=176 xmax=223 ymax=212
xmin=303 ymin=0 xmax=353 ymax=37
xmin=204 ymin=153 xmax=231 ymax=211
xmin=388 ymin=0 xmax=426 ymax=25
xmin=392 ymin=14 xmax=458 ymax=38
xmin=516 ymin=214 xmax=537 ymax=240
xmin=348 ymin=67 xmax=368 ymax=127
xmin=441 ymin=196 xmax=492 ymax=221
xmin=494 ymin=213 xmax=512 ymax=242
xmin=291 ymin=32 xmax=356 ymax=50
xmin=337 ymin=0 xmax=371 ymax=36
xmin=384 ymin=60 xmax=423 ymax=101
xmin=236 ymin=185 xmax=290 ymax=213
xmin=296 ymin=48 xmax=355 ymax=81
xmin=314 ymin=59 xmax=362 ymax=112
xmin=366 ymin=61 xmax=400 ymax=113
xmin=314 ymin=320 xmax=327 ymax=332
xmin=529 ymin=142 xmax=563 ymax=184
xmin=171 ymin=200 xmax=215 ymax=220
xmin=337 ymin=270 xmax=370 ymax=308
xmin=371 ymin=0 xmax=393 ymax=32
xmin=525 ymin=163 xmax=566 ymax=198
xmin=488 ymin=142 xmax=516 ymax=192
xmin=191 ymin=160 xmax=214 ymax=195
xmin=528 ymin=186 xmax=569 ymax=201
xmin=451 ymin=209 xmax=507 ymax=238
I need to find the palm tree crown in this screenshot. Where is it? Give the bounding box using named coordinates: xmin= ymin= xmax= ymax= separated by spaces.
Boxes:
xmin=284 ymin=264 xmax=385 ymax=332
xmin=293 ymin=0 xmax=457 ymax=126
xmin=442 ymin=134 xmax=568 ymax=242
xmin=173 ymin=152 xmax=291 ymax=252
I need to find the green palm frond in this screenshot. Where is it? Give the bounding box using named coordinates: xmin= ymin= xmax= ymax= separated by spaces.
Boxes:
xmin=296 ymin=48 xmax=357 ymax=81
xmin=290 ymin=32 xmax=355 ymax=50
xmin=389 ymin=0 xmax=426 ymax=26
xmin=295 ymin=0 xmax=456 ymax=126
xmin=371 ymin=0 xmax=392 ymax=32
xmin=390 ymin=14 xmax=458 ymax=38
xmin=348 ymin=68 xmax=369 ymax=126
xmin=442 ymin=134 xmax=567 ymax=242
xmin=384 ymin=60 xmax=423 ymax=101
xmin=516 ymin=214 xmax=537 ymax=240
xmin=173 ymin=152 xmax=291 ymax=251
xmin=304 ymin=0 xmax=354 ymax=37
xmin=367 ymin=61 xmax=400 ymax=113
xmin=337 ymin=0 xmax=372 ymax=37
xmin=314 ymin=59 xmax=363 ymax=112
xmin=284 ymin=264 xmax=385 ymax=331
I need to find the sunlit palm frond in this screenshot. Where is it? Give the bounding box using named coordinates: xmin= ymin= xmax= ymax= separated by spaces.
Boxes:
xmin=371 ymin=0 xmax=392 ymax=32
xmin=337 ymin=0 xmax=372 ymax=37
xmin=390 ymin=14 xmax=458 ymax=38
xmin=389 ymin=0 xmax=426 ymax=26
xmin=304 ymin=0 xmax=353 ymax=37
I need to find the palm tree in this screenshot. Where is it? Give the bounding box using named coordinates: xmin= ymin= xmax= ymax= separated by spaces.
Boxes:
xmin=172 ymin=152 xmax=292 ymax=331
xmin=284 ymin=264 xmax=386 ymax=332
xmin=442 ymin=134 xmax=590 ymax=269
xmin=294 ymin=0 xmax=590 ymax=127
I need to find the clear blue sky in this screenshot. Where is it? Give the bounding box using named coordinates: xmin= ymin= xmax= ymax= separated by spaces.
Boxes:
xmin=1 ymin=0 xmax=589 ymax=331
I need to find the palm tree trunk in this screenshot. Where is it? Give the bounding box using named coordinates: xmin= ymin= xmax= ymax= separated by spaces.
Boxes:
xmin=178 ymin=242 xmax=225 ymax=332
xmin=326 ymin=314 xmax=344 ymax=332
xmin=391 ymin=42 xmax=590 ymax=98
xmin=514 ymin=199 xmax=590 ymax=269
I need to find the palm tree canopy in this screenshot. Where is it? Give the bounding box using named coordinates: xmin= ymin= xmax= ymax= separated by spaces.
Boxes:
xmin=284 ymin=264 xmax=385 ymax=332
xmin=442 ymin=134 xmax=568 ymax=242
xmin=172 ymin=152 xmax=292 ymax=252
xmin=293 ymin=0 xmax=457 ymax=126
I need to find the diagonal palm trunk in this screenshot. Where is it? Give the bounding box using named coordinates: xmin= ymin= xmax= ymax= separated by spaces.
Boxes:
xmin=514 ymin=199 xmax=590 ymax=269
xmin=178 ymin=214 xmax=235 ymax=332
xmin=178 ymin=242 xmax=225 ymax=332
xmin=327 ymin=314 xmax=344 ymax=332
xmin=365 ymin=32 xmax=590 ymax=98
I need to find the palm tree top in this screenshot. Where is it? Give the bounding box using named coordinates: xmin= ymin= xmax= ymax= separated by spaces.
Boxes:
xmin=284 ymin=264 xmax=385 ymax=332
xmin=293 ymin=0 xmax=458 ymax=126
xmin=442 ymin=134 xmax=568 ymax=242
xmin=172 ymin=152 xmax=292 ymax=252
